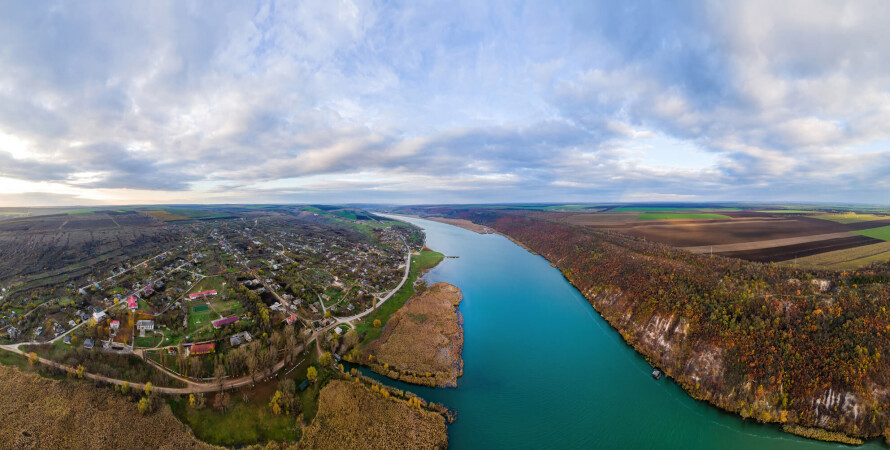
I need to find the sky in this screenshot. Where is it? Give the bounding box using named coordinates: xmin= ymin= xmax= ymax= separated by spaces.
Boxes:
xmin=1 ymin=0 xmax=890 ymax=206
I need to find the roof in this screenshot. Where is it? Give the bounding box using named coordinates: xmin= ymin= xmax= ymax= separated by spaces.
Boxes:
xmin=212 ymin=316 xmax=238 ymax=328
xmin=110 ymin=320 xmax=120 ymax=326
xmin=190 ymin=343 xmax=215 ymax=354
xmin=188 ymin=290 xmax=218 ymax=299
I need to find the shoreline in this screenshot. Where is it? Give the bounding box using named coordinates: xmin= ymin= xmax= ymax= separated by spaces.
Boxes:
xmin=392 ymin=213 xmax=539 ymax=255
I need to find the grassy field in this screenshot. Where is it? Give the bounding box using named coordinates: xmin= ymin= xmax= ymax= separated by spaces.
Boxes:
xmin=140 ymin=210 xmax=189 ymax=221
xmin=789 ymin=242 xmax=890 ymax=269
xmin=357 ymin=249 xmax=444 ymax=344
xmin=856 ymin=226 xmax=890 ymax=242
xmin=636 ymin=213 xmax=732 ymax=221
xmin=813 ymin=213 xmax=889 ymax=224
xmin=169 ymin=396 xmax=300 ymax=446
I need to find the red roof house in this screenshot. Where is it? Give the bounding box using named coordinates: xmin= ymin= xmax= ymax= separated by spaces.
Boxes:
xmin=127 ymin=296 xmax=138 ymax=309
xmin=189 ymin=290 xmax=218 ymax=300
xmin=211 ymin=316 xmax=238 ymax=329
xmin=189 ymin=343 xmax=215 ymax=355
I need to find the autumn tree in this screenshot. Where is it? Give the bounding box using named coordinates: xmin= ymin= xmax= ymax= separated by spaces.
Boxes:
xmin=307 ymin=366 xmax=318 ymax=383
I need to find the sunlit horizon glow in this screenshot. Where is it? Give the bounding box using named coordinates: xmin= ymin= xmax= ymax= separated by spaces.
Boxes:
xmin=1 ymin=1 xmax=890 ymax=207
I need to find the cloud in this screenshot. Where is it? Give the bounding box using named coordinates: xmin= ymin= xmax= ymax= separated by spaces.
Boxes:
xmin=0 ymin=0 xmax=888 ymax=205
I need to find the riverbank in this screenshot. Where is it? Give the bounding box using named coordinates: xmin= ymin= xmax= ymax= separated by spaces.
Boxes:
xmin=299 ymin=379 xmax=448 ymax=449
xmin=362 ymin=282 xmax=464 ymax=388
xmin=392 ymin=214 xmax=538 ymax=255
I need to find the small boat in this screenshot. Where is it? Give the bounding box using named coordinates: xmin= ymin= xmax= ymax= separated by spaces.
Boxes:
xmin=652 ymin=369 xmax=663 ymax=380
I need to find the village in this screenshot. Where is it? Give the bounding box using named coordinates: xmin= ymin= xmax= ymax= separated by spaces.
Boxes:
xmin=0 ymin=209 xmax=423 ymax=391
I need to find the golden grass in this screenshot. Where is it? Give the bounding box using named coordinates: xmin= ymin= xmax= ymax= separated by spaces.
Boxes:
xmin=811 ymin=213 xmax=889 ymax=224
xmin=363 ymin=283 xmax=463 ymax=387
xmin=0 ymin=365 xmax=214 ymax=449
xmin=141 ymin=210 xmax=190 ymax=221
xmin=787 ymin=241 xmax=890 ymax=269
xmin=299 ymin=380 xmax=447 ymax=450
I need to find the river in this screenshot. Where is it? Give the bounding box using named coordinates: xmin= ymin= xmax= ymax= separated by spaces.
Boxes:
xmin=368 ymin=215 xmax=880 ymax=449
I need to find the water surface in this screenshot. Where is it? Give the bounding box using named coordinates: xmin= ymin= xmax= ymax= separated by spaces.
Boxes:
xmin=371 ymin=215 xmax=879 ymax=449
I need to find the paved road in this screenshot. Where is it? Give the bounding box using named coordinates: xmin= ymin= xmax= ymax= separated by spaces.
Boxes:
xmin=1 ymin=341 xmax=306 ymax=395
xmin=334 ymin=238 xmax=411 ymax=326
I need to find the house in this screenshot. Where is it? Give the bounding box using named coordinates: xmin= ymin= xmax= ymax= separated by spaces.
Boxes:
xmin=211 ymin=316 xmax=238 ymax=329
xmin=127 ymin=296 xmax=138 ymax=309
xmin=7 ymin=327 xmax=18 ymax=340
xmin=63 ymin=335 xmax=72 ymax=344
xmin=83 ymin=338 xmax=94 ymax=349
xmin=334 ymin=327 xmax=343 ymax=336
xmin=189 ymin=343 xmax=215 ymax=356
xmin=110 ymin=320 xmax=120 ymax=330
xmin=92 ymin=311 xmax=108 ymax=323
xmin=188 ymin=290 xmax=217 ymax=300
xmin=285 ymin=314 xmax=298 ymax=325
xmin=229 ymin=331 xmax=252 ymax=347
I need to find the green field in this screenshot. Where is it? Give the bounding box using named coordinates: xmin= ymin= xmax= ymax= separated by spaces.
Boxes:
xmin=169 ymin=396 xmax=300 ymax=446
xmin=357 ymin=249 xmax=445 ymax=343
xmin=193 ymin=304 xmax=210 ymax=313
xmin=636 ymin=213 xmax=732 ymax=221
xmin=856 ymin=226 xmax=890 ymax=242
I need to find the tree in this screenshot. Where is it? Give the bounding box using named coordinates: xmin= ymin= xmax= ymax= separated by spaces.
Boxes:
xmin=307 ymin=366 xmax=318 ymax=383
xmin=121 ymin=381 xmax=131 ymax=395
xmin=319 ymin=352 xmax=332 ymax=367
xmin=214 ymin=362 xmax=226 ymax=388
xmin=76 ymin=364 xmax=85 ymax=379
xmin=373 ymin=319 xmax=382 ymax=328
xmin=28 ymin=352 xmax=38 ymax=365
xmin=269 ymin=390 xmax=283 ymax=416
xmin=189 ymin=393 xmax=196 ymax=408
xmin=324 ymin=310 xmax=331 ymax=319
xmin=137 ymin=397 xmax=152 ymax=415
xmin=144 ymin=381 xmax=153 ymax=396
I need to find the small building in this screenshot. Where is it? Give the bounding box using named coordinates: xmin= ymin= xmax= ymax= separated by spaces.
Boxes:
xmin=92 ymin=311 xmax=108 ymax=323
xmin=211 ymin=316 xmax=238 ymax=329
xmin=83 ymin=338 xmax=95 ymax=349
xmin=63 ymin=335 xmax=72 ymax=345
xmin=189 ymin=343 xmax=215 ymax=356
xmin=7 ymin=327 xmax=18 ymax=340
xmin=110 ymin=320 xmax=120 ymax=330
xmin=136 ymin=320 xmax=154 ymax=337
xmin=299 ymin=379 xmax=309 ymax=391
xmin=127 ymin=297 xmax=138 ymax=309
xmin=333 ymin=327 xmax=343 ymax=336
xmin=229 ymin=331 xmax=252 ymax=347
xmin=285 ymin=314 xmax=298 ymax=325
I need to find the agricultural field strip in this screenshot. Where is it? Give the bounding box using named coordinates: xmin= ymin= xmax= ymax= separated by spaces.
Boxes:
xmin=682 ymin=232 xmax=858 ymax=253
xmin=630 ymin=218 xmax=798 ymax=229
xmin=789 ymin=242 xmax=890 ymax=268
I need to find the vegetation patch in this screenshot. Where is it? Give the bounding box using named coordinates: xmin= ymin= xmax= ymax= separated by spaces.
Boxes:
xmin=0 ymin=365 xmax=210 ymax=448
xmin=299 ymin=380 xmax=447 ymax=450
xmin=140 ymin=210 xmax=190 ymax=221
xmin=855 ymin=225 xmax=890 ymax=242
xmin=812 ymin=213 xmax=889 ymax=224
xmin=361 ymin=283 xmax=463 ymax=387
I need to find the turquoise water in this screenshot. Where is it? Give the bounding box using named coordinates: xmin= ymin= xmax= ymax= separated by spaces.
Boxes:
xmin=373 ymin=215 xmax=881 ymax=449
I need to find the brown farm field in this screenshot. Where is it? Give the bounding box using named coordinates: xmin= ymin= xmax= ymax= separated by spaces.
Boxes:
xmin=788 ymin=241 xmax=890 ymax=269
xmin=546 ymin=210 xmax=890 ymax=263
